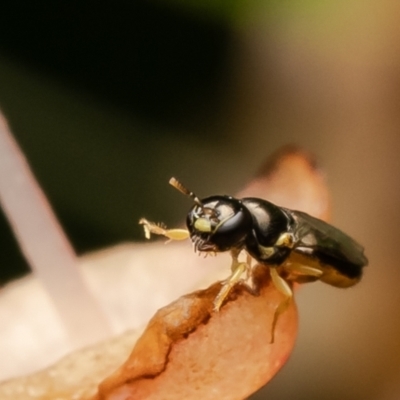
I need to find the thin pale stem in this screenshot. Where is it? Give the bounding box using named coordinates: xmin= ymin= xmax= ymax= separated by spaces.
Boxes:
xmin=0 ymin=113 xmax=112 ymax=347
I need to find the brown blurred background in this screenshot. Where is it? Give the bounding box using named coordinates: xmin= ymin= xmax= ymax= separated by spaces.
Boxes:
xmin=0 ymin=1 xmax=400 ymax=399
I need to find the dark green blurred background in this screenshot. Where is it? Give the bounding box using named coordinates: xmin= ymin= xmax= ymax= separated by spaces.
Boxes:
xmin=1 ymin=1 xmax=400 ymax=399
xmin=0 ymin=1 xmax=236 ymax=282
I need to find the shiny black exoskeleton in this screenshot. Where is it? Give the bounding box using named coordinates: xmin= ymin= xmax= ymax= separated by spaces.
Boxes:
xmin=186 ymin=195 xmax=368 ymax=288
xmin=139 ymin=177 xmax=368 ymax=334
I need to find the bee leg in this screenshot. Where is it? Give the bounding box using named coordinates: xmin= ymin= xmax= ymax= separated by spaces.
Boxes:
xmin=139 ymin=218 xmax=189 ymax=241
xmin=242 ymin=254 xmax=262 ymax=296
xmin=289 ymin=265 xmax=323 ymax=278
xmin=269 ymin=267 xmax=293 ymax=344
xmin=213 ymin=250 xmax=249 ymax=311
xmin=244 ymin=253 xmax=253 ymax=278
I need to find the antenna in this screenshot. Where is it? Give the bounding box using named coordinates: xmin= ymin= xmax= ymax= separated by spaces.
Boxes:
xmin=169 ymin=177 xmax=204 ymax=208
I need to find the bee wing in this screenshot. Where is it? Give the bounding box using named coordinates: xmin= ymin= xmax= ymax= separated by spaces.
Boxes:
xmin=288 ymin=210 xmax=368 ymax=268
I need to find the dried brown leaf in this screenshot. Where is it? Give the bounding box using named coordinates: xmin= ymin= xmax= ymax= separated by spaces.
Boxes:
xmin=96 ymin=267 xmax=297 ymax=400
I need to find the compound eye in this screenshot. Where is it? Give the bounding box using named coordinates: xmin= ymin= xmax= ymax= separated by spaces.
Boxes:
xmin=215 ymin=210 xmax=246 ymax=236
xmin=208 ymin=208 xmax=252 ymax=251
xmin=194 ymin=217 xmax=212 ymax=233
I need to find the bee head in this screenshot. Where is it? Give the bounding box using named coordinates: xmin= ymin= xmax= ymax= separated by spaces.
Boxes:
xmin=168 ymin=177 xmax=252 ymax=253
xmin=186 ymin=195 xmax=253 ymax=252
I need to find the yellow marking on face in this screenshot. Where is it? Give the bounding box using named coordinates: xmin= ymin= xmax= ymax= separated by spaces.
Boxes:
xmin=194 ymin=217 xmax=212 ymax=232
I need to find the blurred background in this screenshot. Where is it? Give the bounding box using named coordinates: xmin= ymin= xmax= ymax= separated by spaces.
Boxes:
xmin=0 ymin=0 xmax=400 ymax=399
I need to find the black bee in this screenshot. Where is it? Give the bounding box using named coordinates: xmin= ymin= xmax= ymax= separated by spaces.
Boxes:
xmin=140 ymin=178 xmax=367 ymax=341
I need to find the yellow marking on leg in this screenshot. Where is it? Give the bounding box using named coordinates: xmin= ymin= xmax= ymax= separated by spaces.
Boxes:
xmin=270 ymin=266 xmax=292 ymax=296
xmin=289 ymin=265 xmax=323 ymax=277
xmin=139 ymin=218 xmax=189 ymax=241
xmin=281 ymin=254 xmax=325 ymax=283
xmin=269 ymin=267 xmax=293 ymax=344
xmin=213 ymin=262 xmax=247 ymax=311
xmin=287 ymin=251 xmax=358 ymax=287
xmin=245 ymin=253 xmax=253 ymax=281
xmin=213 ymin=249 xmax=250 ymax=311
xmin=230 ymin=248 xmax=242 ymax=272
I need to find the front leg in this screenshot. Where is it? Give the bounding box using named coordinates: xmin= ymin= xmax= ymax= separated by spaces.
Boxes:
xmin=139 ymin=218 xmax=190 ymax=241
xmin=213 ymin=249 xmax=251 ymax=311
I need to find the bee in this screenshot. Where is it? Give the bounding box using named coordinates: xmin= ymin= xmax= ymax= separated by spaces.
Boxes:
xmin=140 ymin=178 xmax=367 ymax=342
